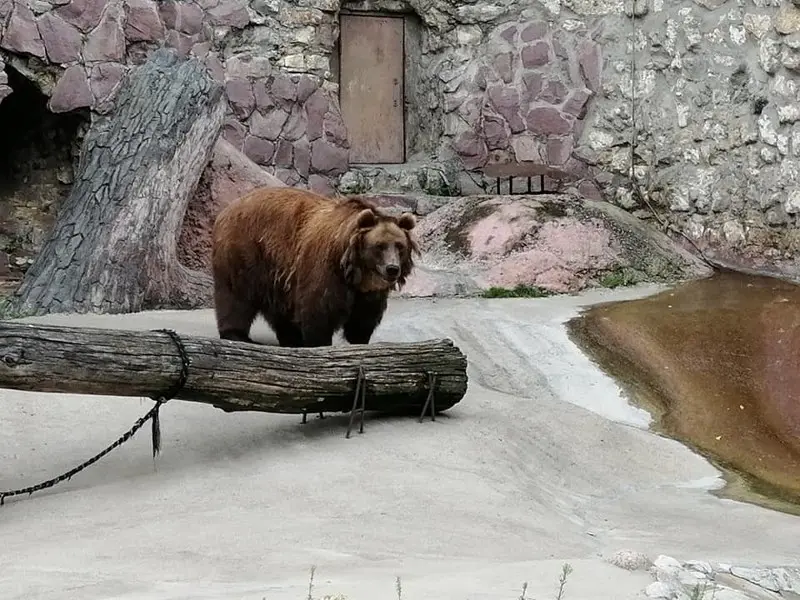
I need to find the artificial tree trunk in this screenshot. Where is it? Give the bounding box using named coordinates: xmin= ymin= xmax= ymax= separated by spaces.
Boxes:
xmin=10 ymin=48 xmax=226 ymax=317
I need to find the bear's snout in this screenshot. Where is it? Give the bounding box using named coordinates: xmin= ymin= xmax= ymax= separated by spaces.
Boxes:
xmin=385 ymin=264 xmax=400 ymax=280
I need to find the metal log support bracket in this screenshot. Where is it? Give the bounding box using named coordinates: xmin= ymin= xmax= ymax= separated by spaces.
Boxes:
xmin=345 ymin=366 xmax=367 ymax=439
xmin=419 ymin=372 xmax=438 ymax=423
xmin=0 ymin=328 xmax=190 ymax=507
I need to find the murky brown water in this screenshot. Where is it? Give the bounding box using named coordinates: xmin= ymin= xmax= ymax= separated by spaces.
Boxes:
xmin=568 ymin=271 xmax=800 ymax=515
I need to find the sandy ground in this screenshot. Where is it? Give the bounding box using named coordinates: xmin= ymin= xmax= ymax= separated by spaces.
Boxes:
xmin=1 ymin=285 xmax=798 ymax=600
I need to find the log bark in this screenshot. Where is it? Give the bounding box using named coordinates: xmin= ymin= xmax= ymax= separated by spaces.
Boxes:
xmin=9 ymin=48 xmax=226 ymax=317
xmin=0 ymin=322 xmax=469 ymax=415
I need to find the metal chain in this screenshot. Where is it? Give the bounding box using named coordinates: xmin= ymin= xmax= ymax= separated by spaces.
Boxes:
xmin=0 ymin=328 xmax=191 ymax=507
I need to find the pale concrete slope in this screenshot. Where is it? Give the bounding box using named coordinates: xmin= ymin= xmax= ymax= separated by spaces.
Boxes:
xmin=0 ymin=287 xmax=797 ymax=600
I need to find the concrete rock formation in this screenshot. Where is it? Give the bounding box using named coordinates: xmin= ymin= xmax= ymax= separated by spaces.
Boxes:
xmin=178 ymin=138 xmax=286 ymax=272
xmin=399 ymin=193 xmax=713 ymax=297
xmin=639 ymin=555 xmax=800 ymax=600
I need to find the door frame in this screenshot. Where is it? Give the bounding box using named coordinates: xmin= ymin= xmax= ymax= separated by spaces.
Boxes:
xmin=336 ymin=10 xmax=408 ymax=164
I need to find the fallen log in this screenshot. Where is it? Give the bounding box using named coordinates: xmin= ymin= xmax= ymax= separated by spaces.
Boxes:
xmin=0 ymin=322 xmax=469 ymax=415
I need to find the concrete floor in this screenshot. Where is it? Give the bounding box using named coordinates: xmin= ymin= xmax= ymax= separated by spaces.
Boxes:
xmin=0 ymin=285 xmax=797 ymax=600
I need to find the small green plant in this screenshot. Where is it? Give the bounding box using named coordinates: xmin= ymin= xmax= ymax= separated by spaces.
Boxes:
xmin=518 ymin=581 xmax=528 ymax=599
xmin=599 ymin=268 xmax=639 ymax=289
xmin=555 ymin=563 xmax=573 ymax=600
xmin=481 ymin=284 xmax=551 ymax=298
xmin=688 ymin=581 xmax=717 ymax=600
xmin=307 ymin=565 xmax=316 ymax=600
xmin=0 ymin=296 xmax=32 ymax=320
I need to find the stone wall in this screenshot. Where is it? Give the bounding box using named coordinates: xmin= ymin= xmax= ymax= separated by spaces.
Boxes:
xmin=2 ymin=0 xmax=800 ymax=274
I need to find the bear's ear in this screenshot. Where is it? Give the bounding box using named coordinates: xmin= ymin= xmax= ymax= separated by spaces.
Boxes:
xmin=397 ymin=212 xmax=416 ymax=231
xmin=356 ymin=208 xmax=377 ymax=230
xmin=340 ymin=234 xmax=362 ymax=285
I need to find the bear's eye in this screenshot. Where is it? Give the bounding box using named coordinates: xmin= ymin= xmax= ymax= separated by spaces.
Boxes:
xmin=377 ymin=242 xmax=388 ymax=251
xmin=395 ymin=242 xmax=405 ymax=252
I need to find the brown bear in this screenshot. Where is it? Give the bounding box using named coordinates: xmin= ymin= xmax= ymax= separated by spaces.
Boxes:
xmin=210 ymin=186 xmax=419 ymax=347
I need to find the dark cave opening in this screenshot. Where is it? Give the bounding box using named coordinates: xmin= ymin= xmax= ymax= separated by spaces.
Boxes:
xmin=0 ymin=64 xmax=87 ymax=287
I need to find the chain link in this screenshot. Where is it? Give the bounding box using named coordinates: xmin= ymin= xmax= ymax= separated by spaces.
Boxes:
xmin=0 ymin=328 xmax=191 ymax=506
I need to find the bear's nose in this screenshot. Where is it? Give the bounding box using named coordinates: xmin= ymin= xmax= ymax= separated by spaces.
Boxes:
xmin=386 ymin=264 xmax=400 ymax=279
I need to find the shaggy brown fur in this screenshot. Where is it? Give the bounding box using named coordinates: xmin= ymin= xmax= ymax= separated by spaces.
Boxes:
xmin=211 ymin=186 xmax=419 ymax=347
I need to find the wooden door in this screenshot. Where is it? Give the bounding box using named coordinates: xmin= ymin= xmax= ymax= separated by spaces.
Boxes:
xmin=339 ymin=14 xmax=405 ymax=164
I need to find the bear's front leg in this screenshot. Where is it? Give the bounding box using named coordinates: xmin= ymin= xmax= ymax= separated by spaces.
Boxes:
xmin=300 ymin=325 xmax=335 ymax=347
xmin=343 ymin=293 xmax=388 ymax=344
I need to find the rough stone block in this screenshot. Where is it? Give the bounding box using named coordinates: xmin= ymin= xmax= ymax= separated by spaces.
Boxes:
xmin=310 ymin=139 xmax=348 ymax=175
xmin=293 ymin=138 xmax=311 ymax=177
xmin=521 ymin=41 xmax=550 ymax=68
xmin=521 ymin=71 xmax=544 ymax=105
xmin=191 ymin=41 xmax=212 ymax=59
xmin=250 ymin=108 xmax=289 ymax=141
xmin=323 ymin=110 xmax=348 ymax=146
xmin=1 ymin=3 xmax=46 ymax=58
xmin=484 ymin=114 xmax=510 ymax=150
xmin=164 ymin=29 xmax=193 ymax=58
xmin=83 ymin=2 xmax=125 ymax=62
xmin=207 ymin=0 xmax=250 ymax=28
xmin=309 ymin=174 xmax=335 ymax=196
xmin=0 ymin=0 xmax=12 ymax=22
xmin=511 ymin=135 xmax=542 ymax=161
xmin=563 ymin=88 xmax=592 ymax=117
xmin=488 ymin=86 xmax=526 ymax=133
xmin=444 ymin=91 xmax=468 ymax=113
xmin=55 ymin=0 xmax=105 ymax=33
xmin=521 ymin=21 xmax=548 ymax=41
xmin=274 ymin=139 xmax=294 ymax=167
xmin=204 ymin=53 xmax=225 ymax=82
xmin=226 ymin=53 xmax=272 ymax=80
xmin=222 ymin=117 xmax=247 ymax=149
xmin=225 ymin=77 xmax=255 ymax=119
xmin=547 ymin=136 xmax=573 ymax=165
xmin=243 ymin=135 xmax=276 ymax=165
xmin=578 ymin=180 xmax=603 ymax=201
xmin=89 ymin=61 xmax=126 ymax=107
xmin=48 ymin=64 xmax=93 ymax=112
xmin=782 ymin=46 xmax=800 ymax=71
xmin=500 ymin=24 xmax=518 ymax=42
xmin=296 ymin=76 xmax=318 ymax=103
xmin=578 ymin=40 xmax=602 ymax=92
xmin=37 ymin=11 xmax=82 ymax=63
xmin=272 ymin=168 xmax=299 ymax=186
xmin=159 ymin=0 xmax=204 ymax=35
xmin=539 ymin=79 xmax=567 ymax=104
xmin=282 ymin=105 xmax=308 ymax=141
xmin=458 ymin=96 xmax=482 ymax=125
xmin=453 ymin=130 xmax=488 ymax=168
xmin=305 ymin=89 xmax=329 ymax=141
xmin=527 ymin=106 xmax=572 ymax=135
xmin=759 ymin=37 xmax=782 ymax=73
xmin=493 ymin=51 xmax=514 ymax=83
xmin=271 ymin=74 xmax=298 ymax=102
xmin=785 ymin=190 xmax=800 ymax=213
xmin=776 ymin=3 xmax=800 ymax=35
xmin=472 ymin=65 xmax=492 ymax=90
xmin=744 ymin=13 xmax=772 ymax=39
xmin=252 ymin=81 xmax=272 ymax=111
xmin=124 ymin=0 xmax=165 ymax=42
xmin=456 ymin=25 xmax=483 ymax=45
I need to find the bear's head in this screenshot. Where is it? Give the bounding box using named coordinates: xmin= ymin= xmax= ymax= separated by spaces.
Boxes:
xmin=341 ymin=207 xmax=419 ymax=292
